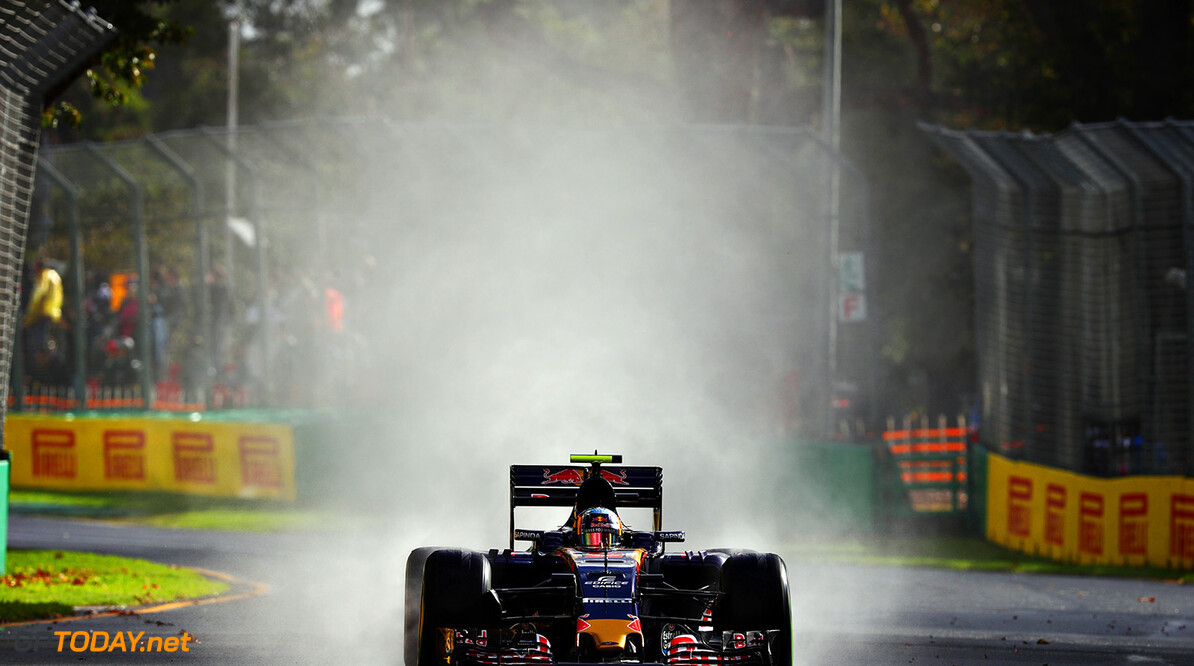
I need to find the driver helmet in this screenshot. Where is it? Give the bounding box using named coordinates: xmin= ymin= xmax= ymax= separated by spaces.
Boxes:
xmin=576 ymin=507 xmax=622 ymax=550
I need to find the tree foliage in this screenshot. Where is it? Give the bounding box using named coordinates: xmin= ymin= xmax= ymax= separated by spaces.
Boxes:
xmin=42 ymin=0 xmax=191 ymax=132
xmin=53 ymin=1 xmax=831 ymax=135
xmin=874 ymin=0 xmax=1194 ymax=130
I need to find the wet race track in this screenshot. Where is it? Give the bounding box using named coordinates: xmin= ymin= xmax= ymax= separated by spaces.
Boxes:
xmin=4 ymin=515 xmax=1194 ymax=665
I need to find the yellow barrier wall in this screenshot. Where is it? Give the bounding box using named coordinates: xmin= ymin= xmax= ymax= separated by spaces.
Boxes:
xmin=987 ymin=452 xmax=1194 ymax=569
xmin=5 ymin=415 xmax=296 ymax=500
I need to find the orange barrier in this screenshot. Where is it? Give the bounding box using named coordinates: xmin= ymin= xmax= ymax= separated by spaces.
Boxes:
xmin=884 ymin=417 xmax=970 ymax=511
xmin=8 ymin=382 xmax=244 ymax=413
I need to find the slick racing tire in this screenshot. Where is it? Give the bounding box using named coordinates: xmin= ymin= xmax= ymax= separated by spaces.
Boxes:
xmin=416 ymin=549 xmax=493 ymax=666
xmin=713 ymin=552 xmax=792 ymax=666
xmin=404 ymin=547 xmax=439 ymax=666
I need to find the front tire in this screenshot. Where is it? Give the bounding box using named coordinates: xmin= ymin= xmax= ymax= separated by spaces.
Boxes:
xmin=404 ymin=547 xmax=439 ymax=666
xmin=416 ymin=549 xmax=492 ymax=666
xmin=713 ymin=552 xmax=792 ymax=666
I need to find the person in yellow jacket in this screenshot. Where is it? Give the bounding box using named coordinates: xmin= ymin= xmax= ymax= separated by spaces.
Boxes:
xmin=24 ymin=259 xmax=64 ymax=368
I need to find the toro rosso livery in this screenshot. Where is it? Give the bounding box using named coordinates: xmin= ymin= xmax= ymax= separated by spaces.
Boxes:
xmin=405 ymin=454 xmax=792 ymax=666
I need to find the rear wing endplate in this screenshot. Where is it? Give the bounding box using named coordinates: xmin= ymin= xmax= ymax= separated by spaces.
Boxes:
xmin=509 ymin=464 xmax=663 ymax=549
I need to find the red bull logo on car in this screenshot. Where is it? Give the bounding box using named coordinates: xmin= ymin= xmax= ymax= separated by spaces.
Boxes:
xmin=602 ymin=469 xmax=629 ymax=486
xmin=543 ymin=468 xmax=586 ymax=485
xmin=541 ymin=467 xmax=630 ymax=486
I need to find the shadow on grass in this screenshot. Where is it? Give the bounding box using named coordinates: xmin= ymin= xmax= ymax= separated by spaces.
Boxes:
xmin=9 ymin=489 xmax=319 ymax=531
xmin=0 ymin=601 xmax=73 ymax=623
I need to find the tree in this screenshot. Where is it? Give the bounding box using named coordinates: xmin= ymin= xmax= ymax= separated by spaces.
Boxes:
xmin=43 ymin=0 xmax=190 ymax=137
xmin=871 ymin=0 xmax=1194 ymax=131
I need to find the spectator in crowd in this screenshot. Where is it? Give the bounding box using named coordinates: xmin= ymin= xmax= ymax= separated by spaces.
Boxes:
xmin=272 ymin=269 xmax=322 ymax=404
xmin=206 ymin=265 xmax=232 ymax=375
xmin=160 ymin=265 xmax=186 ymax=339
xmin=150 ymin=266 xmax=186 ymax=381
xmin=101 ymin=335 xmax=138 ymax=386
xmin=85 ymin=271 xmax=113 ymax=371
xmin=29 ymin=338 xmax=70 ymax=388
xmin=1086 ymin=424 xmax=1111 ymax=476
xmin=116 ymin=277 xmax=140 ymax=342
xmin=23 ymin=258 xmax=63 ymax=368
xmin=92 ymin=277 xmax=144 ymax=387
xmin=179 ymin=334 xmax=208 ymax=403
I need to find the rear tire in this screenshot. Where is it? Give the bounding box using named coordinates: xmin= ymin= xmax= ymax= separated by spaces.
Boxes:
xmin=713 ymin=552 xmax=792 ymax=666
xmin=417 ymin=549 xmax=492 ymax=666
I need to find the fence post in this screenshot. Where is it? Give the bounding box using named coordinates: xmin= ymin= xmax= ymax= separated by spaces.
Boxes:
xmin=0 ymin=449 xmax=8 ymax=572
xmin=950 ymin=452 xmax=959 ymax=513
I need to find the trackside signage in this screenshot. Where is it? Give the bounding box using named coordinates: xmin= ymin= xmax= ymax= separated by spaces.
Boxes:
xmin=987 ymin=453 xmax=1194 ymax=569
xmin=5 ymin=415 xmax=296 ymax=500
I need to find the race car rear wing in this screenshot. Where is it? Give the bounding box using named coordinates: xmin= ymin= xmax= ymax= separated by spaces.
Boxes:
xmin=509 ymin=461 xmax=663 ymax=549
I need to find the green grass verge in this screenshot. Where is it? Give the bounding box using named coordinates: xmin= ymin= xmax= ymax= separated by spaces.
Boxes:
xmin=0 ymin=550 xmax=228 ymax=622
xmin=787 ymin=534 xmax=1194 ymax=582
xmin=9 ymin=489 xmax=322 ymax=532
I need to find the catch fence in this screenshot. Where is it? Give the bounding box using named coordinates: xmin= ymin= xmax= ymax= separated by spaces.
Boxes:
xmin=0 ymin=1 xmax=115 ymax=420
xmin=924 ymin=120 xmax=1194 ymax=477
xmin=33 ymin=121 xmax=873 ymax=426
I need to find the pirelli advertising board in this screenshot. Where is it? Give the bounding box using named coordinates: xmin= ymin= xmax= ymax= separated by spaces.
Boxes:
xmin=5 ymin=415 xmax=296 ymax=500
xmin=988 ymin=452 xmax=1194 ymax=569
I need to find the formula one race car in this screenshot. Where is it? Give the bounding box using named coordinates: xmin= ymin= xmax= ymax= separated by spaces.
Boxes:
xmin=405 ymin=454 xmax=792 ymax=666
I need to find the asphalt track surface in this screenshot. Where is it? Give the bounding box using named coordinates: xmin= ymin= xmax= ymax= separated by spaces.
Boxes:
xmin=4 ymin=515 xmax=1194 ymax=665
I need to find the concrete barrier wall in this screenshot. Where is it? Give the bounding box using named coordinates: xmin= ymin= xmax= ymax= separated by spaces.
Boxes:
xmin=790 ymin=440 xmax=877 ymax=533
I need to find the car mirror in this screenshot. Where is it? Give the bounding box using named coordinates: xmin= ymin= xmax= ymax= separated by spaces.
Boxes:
xmin=537 ymin=530 xmax=565 ymax=553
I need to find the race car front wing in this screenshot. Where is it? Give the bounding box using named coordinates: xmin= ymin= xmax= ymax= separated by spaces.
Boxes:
xmin=439 ymin=625 xmax=782 ymax=666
